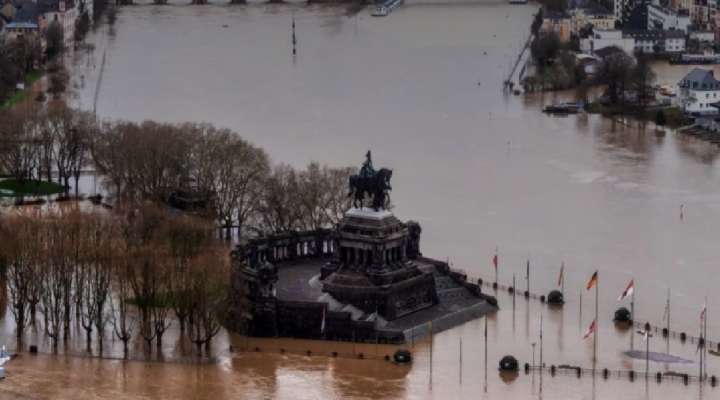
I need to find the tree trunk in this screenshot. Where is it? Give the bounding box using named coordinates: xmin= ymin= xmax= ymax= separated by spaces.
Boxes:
xmin=179 ymin=317 xmax=186 ymax=333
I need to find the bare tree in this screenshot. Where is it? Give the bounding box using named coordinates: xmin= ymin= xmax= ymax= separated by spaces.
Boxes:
xmin=253 ymin=163 xmax=299 ymax=234
xmin=187 ymin=250 xmax=229 ymax=356
xmin=596 ymin=52 xmax=635 ymax=104
xmin=39 ymin=218 xmax=71 ymax=349
xmin=0 ymin=109 xmax=40 ymax=202
xmin=0 ymin=217 xmax=39 ymax=340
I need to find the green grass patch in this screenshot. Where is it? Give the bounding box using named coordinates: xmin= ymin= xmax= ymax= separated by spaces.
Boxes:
xmin=26 ymin=71 xmax=44 ymax=85
xmin=125 ymin=293 xmax=179 ymax=308
xmin=1 ymin=90 xmax=31 ymax=112
xmin=0 ymin=179 xmax=67 ymax=198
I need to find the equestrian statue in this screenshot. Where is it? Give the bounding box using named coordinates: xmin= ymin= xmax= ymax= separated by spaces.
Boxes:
xmin=348 ymin=150 xmax=393 ymax=211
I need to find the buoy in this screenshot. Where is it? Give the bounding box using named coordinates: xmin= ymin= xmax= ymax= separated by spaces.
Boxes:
xmin=499 ymin=355 xmax=519 ymax=371
xmin=629 ymin=370 xmax=635 ymax=380
xmin=656 ymin=372 xmax=662 ymax=382
xmin=603 ymin=368 xmax=609 ymax=378
xmin=681 ymin=332 xmax=687 ymax=341
xmin=613 ymin=307 xmax=631 ymax=323
xmin=333 ymin=352 xmax=338 ymax=358
xmin=540 ymin=295 xmax=546 ymax=303
xmin=524 ymin=363 xmax=530 ymax=372
xmin=547 ymin=290 xmax=564 ymax=305
xmin=393 ymin=349 xmax=413 ymax=364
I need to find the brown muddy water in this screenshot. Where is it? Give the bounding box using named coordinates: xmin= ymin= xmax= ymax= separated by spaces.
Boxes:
xmin=2 ymin=2 xmax=720 ymax=399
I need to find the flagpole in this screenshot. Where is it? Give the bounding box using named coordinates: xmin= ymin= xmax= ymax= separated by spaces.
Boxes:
xmin=667 ymin=287 xmax=670 ymax=332
xmin=495 ymin=247 xmax=498 ymax=286
xmin=484 ymin=316 xmax=488 ymax=371
xmin=594 ymin=271 xmax=598 ymax=368
xmin=645 ymin=322 xmax=650 ymax=378
xmin=630 ymin=279 xmax=635 ymax=325
xmin=540 ymin=315 xmax=543 ymax=369
xmin=704 ymin=296 xmax=708 ymax=379
xmin=561 ymin=262 xmax=564 ymax=298
xmin=526 ymin=259 xmax=530 ymax=294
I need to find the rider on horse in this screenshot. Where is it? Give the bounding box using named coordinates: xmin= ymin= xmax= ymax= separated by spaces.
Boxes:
xmin=360 ymin=150 xmax=375 ymax=179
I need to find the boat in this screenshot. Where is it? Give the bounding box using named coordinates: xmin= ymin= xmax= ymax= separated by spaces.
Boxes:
xmin=669 ymin=54 xmax=720 ymax=65
xmin=543 ymin=102 xmax=582 ymax=114
xmin=509 ymin=0 xmax=528 ymax=3
xmin=371 ymin=0 xmax=404 ymax=16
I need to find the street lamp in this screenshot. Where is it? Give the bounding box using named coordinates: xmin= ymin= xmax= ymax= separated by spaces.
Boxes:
xmin=532 ymin=342 xmax=536 ymax=371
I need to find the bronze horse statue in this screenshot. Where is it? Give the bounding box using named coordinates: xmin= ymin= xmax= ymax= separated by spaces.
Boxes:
xmin=348 ymin=168 xmax=392 ymax=211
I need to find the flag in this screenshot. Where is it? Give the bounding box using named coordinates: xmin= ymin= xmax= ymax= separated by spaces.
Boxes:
xmin=493 ymin=247 xmax=498 ymax=269
xmin=321 ymin=307 xmax=326 ymax=335
xmin=583 ymin=319 xmax=596 ymax=339
xmin=540 ymin=315 xmax=543 ymax=341
xmin=618 ymin=280 xmax=634 ymax=301
xmin=586 ymin=271 xmax=598 ymax=291
xmin=663 ymin=298 xmax=669 ymax=321
xmin=557 ymin=262 xmax=564 ymax=287
xmin=701 ymin=298 xmax=707 ymax=325
xmin=484 ymin=317 xmax=487 ymax=338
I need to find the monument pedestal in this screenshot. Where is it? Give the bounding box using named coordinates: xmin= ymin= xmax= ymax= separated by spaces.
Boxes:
xmin=322 ymin=208 xmax=438 ymax=320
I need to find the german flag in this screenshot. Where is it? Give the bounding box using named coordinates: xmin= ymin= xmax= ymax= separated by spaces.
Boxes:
xmin=586 ymin=271 xmax=598 ymax=290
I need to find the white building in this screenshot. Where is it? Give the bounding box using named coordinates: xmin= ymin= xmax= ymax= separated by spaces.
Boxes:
xmin=648 ymin=5 xmax=691 ymax=33
xmin=624 ymin=29 xmax=687 ymax=53
xmin=580 ymin=29 xmax=636 ymax=55
xmin=38 ymin=0 xmax=77 ymax=48
xmin=677 ymin=68 xmax=720 ymax=114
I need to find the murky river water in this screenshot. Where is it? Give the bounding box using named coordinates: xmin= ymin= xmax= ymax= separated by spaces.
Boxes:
xmin=3 ymin=2 xmax=720 ymax=399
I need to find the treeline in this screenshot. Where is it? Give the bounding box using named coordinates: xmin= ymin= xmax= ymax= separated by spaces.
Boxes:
xmin=0 ymin=104 xmax=356 ymax=238
xmin=0 ymin=206 xmax=229 ymax=356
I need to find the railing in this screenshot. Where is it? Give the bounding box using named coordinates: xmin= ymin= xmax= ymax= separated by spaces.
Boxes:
xmin=524 ymin=364 xmax=719 ymax=386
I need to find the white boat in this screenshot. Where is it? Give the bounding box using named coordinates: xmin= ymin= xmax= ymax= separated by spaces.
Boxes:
xmin=371 ymin=0 xmax=404 ymax=16
xmin=0 ymin=346 xmax=17 ymax=380
xmin=371 ymin=6 xmax=388 ymax=16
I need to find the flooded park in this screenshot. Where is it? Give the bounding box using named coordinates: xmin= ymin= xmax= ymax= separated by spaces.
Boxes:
xmin=2 ymin=1 xmax=720 ymax=399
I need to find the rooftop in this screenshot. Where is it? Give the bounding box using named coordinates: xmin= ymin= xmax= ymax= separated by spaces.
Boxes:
xmin=594 ymin=45 xmax=626 ymax=58
xmin=568 ymin=0 xmax=613 ymax=16
xmin=11 ymin=1 xmax=37 ymax=24
xmin=545 ymin=11 xmax=571 ymax=20
xmin=678 ymin=68 xmax=720 ymax=91
xmin=665 ymin=29 xmax=686 ymax=39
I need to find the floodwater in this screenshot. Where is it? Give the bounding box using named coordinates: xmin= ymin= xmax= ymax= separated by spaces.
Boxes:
xmin=3 ymin=1 xmax=720 ymax=399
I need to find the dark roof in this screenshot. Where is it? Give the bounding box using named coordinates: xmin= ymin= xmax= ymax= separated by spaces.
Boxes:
xmin=544 ymin=12 xmax=571 ymax=20
xmin=594 ymin=45 xmax=626 ymax=58
xmin=623 ymin=29 xmax=664 ymax=40
xmin=568 ymin=0 xmax=613 ymax=15
xmin=11 ymin=1 xmax=37 ymax=24
xmin=664 ymin=29 xmax=686 ymax=39
xmin=37 ymin=0 xmax=76 ymax=13
xmin=678 ymin=68 xmax=720 ymax=91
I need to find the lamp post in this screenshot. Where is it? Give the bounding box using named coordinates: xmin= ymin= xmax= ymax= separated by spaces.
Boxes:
xmin=532 ymin=342 xmax=536 ymax=371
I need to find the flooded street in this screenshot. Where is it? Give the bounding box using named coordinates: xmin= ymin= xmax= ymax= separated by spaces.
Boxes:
xmin=2 ymin=1 xmax=720 ymax=398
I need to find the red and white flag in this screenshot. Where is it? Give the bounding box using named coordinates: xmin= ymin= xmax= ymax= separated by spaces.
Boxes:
xmin=493 ymin=247 xmax=498 ymax=269
xmin=583 ymin=319 xmax=596 ymax=339
xmin=618 ymin=280 xmax=634 ymax=301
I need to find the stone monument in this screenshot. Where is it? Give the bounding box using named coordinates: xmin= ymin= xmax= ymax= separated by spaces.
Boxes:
xmin=321 ymin=151 xmax=438 ymax=320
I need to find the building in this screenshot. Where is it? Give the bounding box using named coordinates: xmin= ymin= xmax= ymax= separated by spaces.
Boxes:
xmin=622 ymin=29 xmax=687 ymax=53
xmin=677 ymin=68 xmax=720 ymax=114
xmin=540 ymin=12 xmax=572 ymax=42
xmin=580 ymin=28 xmax=636 ymax=54
xmin=691 ymin=0 xmax=710 ymax=28
xmin=692 ymin=30 xmax=716 ymax=42
xmin=568 ymin=0 xmax=615 ymax=35
xmin=37 ymin=0 xmax=77 ymax=48
xmin=648 ymin=5 xmax=691 ymax=33
xmin=3 ymin=1 xmax=38 ymax=44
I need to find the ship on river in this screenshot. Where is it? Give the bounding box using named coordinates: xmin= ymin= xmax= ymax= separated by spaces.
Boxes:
xmin=372 ymin=0 xmax=404 ymax=16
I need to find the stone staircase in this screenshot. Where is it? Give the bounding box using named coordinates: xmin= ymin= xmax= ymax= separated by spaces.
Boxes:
xmin=317 ymin=292 xmax=388 ymax=328
xmin=402 ymin=301 xmax=495 ymax=344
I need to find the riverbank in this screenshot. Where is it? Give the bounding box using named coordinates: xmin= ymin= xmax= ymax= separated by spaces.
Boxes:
xmin=0 ymin=71 xmax=44 ymax=112
xmin=586 ymin=103 xmax=684 ymax=129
